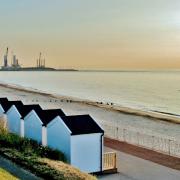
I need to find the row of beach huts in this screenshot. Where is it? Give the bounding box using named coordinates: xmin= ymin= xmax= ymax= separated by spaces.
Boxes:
xmin=0 ymin=97 xmax=104 ymax=173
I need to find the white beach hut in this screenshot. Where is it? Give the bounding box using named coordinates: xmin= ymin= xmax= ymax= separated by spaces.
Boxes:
xmin=6 ymin=101 xmax=42 ymax=136
xmin=24 ymin=109 xmax=65 ymax=145
xmin=47 ymin=114 xmax=104 ymax=173
xmin=5 ymin=101 xmax=24 ymax=134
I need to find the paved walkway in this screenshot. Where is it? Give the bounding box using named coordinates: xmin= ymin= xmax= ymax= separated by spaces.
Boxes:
xmin=99 ymin=147 xmax=180 ymax=180
xmin=0 ymin=156 xmax=41 ymax=180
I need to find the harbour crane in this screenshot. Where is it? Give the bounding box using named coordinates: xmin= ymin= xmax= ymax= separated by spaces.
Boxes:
xmin=37 ymin=52 xmax=45 ymax=68
xmin=6 ymin=47 xmax=8 ymax=56
xmin=37 ymin=52 xmax=42 ymax=68
xmin=39 ymin=52 xmax=42 ymax=67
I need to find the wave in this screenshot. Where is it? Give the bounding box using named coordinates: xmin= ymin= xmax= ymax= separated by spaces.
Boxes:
xmin=152 ymin=110 xmax=180 ymax=117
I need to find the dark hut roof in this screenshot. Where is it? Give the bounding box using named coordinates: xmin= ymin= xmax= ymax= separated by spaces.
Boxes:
xmin=0 ymin=100 xmax=41 ymax=118
xmin=0 ymin=97 xmax=9 ymax=103
xmin=0 ymin=98 xmax=9 ymax=112
xmin=18 ymin=104 xmax=42 ymax=118
xmin=61 ymin=115 xmax=104 ymax=135
xmin=8 ymin=101 xmax=24 ymax=113
xmin=0 ymin=101 xmax=12 ymax=112
xmin=36 ymin=109 xmax=66 ymax=126
xmin=0 ymin=100 xmax=23 ymax=113
xmin=9 ymin=101 xmax=24 ymax=108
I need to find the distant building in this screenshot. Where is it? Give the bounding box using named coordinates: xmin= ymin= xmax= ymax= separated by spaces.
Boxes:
xmin=2 ymin=47 xmax=9 ymax=68
xmin=3 ymin=55 xmax=8 ymax=67
xmin=1 ymin=47 xmax=21 ymax=70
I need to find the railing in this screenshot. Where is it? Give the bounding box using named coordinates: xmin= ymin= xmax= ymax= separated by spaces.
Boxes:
xmin=102 ymin=123 xmax=180 ymax=158
xmin=103 ymin=152 xmax=116 ymax=171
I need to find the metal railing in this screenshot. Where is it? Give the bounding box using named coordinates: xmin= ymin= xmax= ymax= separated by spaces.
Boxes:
xmin=103 ymin=152 xmax=116 ymax=170
xmin=102 ymin=123 xmax=180 ymax=158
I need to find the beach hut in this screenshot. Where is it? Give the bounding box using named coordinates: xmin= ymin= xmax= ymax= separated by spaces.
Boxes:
xmin=24 ymin=109 xmax=65 ymax=145
xmin=47 ymin=114 xmax=104 ymax=173
xmin=18 ymin=104 xmax=42 ymax=137
xmin=6 ymin=101 xmax=24 ymax=134
xmin=6 ymin=101 xmax=42 ymax=136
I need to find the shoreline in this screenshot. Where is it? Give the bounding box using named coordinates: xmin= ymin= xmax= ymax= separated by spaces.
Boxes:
xmin=0 ymin=82 xmax=179 ymax=124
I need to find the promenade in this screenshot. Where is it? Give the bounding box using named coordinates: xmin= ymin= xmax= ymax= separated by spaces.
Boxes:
xmin=99 ymin=147 xmax=180 ymax=180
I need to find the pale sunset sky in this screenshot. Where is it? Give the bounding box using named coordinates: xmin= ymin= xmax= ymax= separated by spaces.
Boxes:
xmin=0 ymin=0 xmax=180 ymax=70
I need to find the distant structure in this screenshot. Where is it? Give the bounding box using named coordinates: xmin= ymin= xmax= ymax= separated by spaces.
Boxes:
xmin=37 ymin=52 xmax=45 ymax=68
xmin=1 ymin=47 xmax=77 ymax=71
xmin=12 ymin=55 xmax=20 ymax=68
xmin=2 ymin=47 xmax=21 ymax=70
xmin=3 ymin=47 xmax=8 ymax=68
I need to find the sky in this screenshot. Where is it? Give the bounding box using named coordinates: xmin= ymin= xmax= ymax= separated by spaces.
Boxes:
xmin=0 ymin=0 xmax=180 ymax=70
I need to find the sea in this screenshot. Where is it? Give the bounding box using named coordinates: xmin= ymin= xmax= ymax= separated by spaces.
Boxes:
xmin=0 ymin=70 xmax=180 ymax=116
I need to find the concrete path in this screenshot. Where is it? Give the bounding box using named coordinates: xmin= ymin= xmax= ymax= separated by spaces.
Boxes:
xmin=0 ymin=156 xmax=41 ymax=180
xmin=98 ymin=147 xmax=180 ymax=180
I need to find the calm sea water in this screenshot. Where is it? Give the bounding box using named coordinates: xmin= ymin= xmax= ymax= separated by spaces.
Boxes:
xmin=0 ymin=71 xmax=180 ymax=115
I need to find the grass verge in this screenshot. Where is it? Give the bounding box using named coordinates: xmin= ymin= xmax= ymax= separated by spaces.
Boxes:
xmin=0 ymin=167 xmax=18 ymax=180
xmin=0 ymin=131 xmax=97 ymax=180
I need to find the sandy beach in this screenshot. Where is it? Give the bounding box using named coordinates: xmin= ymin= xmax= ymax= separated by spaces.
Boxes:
xmin=0 ymin=82 xmax=179 ymax=141
xmin=0 ymin=82 xmax=180 ymax=124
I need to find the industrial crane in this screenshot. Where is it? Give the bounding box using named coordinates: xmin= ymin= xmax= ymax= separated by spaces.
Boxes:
xmin=37 ymin=52 xmax=45 ymax=68
xmin=6 ymin=47 xmax=8 ymax=56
